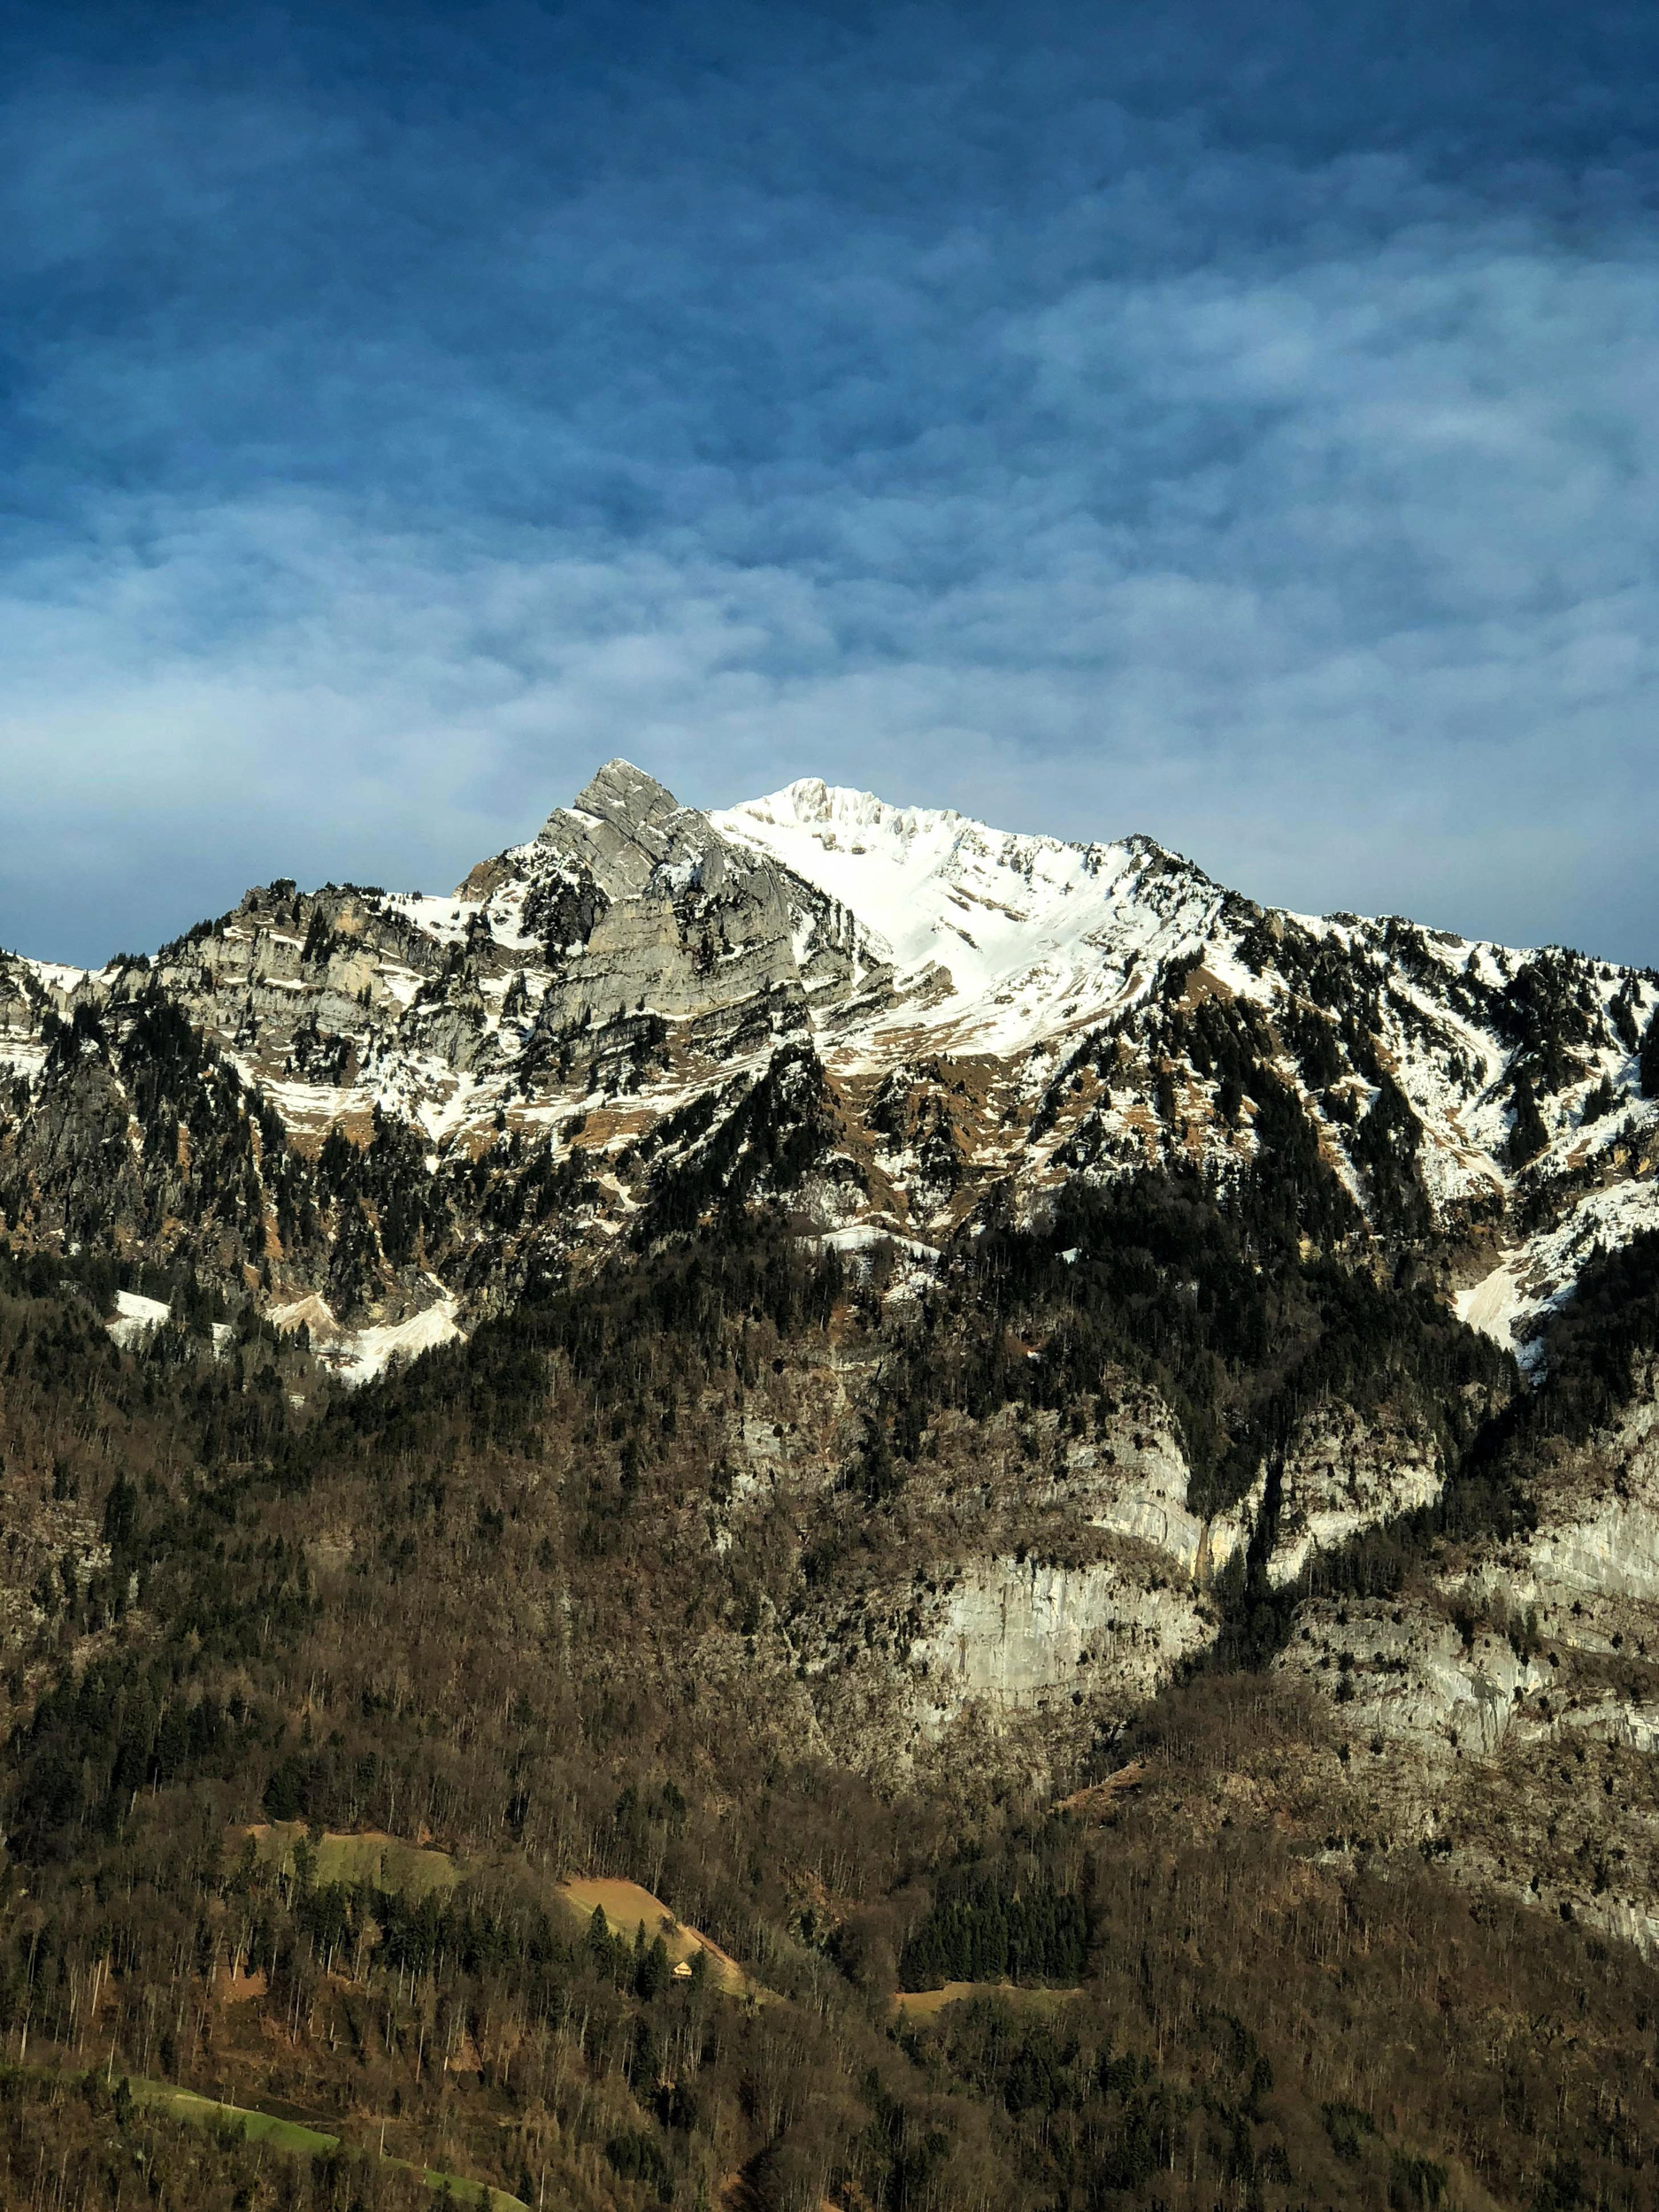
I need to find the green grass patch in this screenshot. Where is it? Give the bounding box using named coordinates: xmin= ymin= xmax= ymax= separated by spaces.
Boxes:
xmin=127 ymin=2076 xmax=338 ymax=2154
xmin=892 ymin=1981 xmax=1083 ymax=2021
xmin=416 ymin=2166 xmax=527 ymax=2209
xmin=239 ymin=1821 xmax=464 ymax=1899
xmin=119 ymin=2075 xmax=523 ymax=2208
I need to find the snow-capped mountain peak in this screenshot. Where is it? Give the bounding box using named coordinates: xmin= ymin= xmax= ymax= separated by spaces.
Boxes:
xmin=2 ymin=757 xmax=1655 ymax=1383
xmin=713 ymin=779 xmax=1220 ymax=1057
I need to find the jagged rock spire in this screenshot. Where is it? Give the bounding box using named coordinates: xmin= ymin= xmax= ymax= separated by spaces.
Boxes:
xmin=532 ymin=760 xmax=691 ymax=899
xmin=570 ymin=759 xmax=680 ymax=834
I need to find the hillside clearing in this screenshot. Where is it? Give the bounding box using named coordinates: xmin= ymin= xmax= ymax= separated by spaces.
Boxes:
xmin=237 ymin=1822 xmax=463 ymax=1898
xmin=893 ymin=1982 xmax=1083 ymax=2021
xmin=125 ymin=2075 xmax=526 ymax=2209
xmin=557 ymin=1876 xmax=754 ymax=1994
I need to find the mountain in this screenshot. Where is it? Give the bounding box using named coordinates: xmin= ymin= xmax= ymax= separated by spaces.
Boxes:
xmin=3 ymin=763 xmax=1659 ymax=2211
xmin=4 ymin=759 xmax=1655 ymax=1368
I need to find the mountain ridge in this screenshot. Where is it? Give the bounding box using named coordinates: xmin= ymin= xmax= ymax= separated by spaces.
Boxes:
xmin=2 ymin=757 xmax=1655 ymax=1382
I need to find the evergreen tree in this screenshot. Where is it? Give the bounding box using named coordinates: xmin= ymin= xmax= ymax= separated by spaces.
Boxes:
xmin=1641 ymin=1006 xmax=1659 ymax=1100
xmin=1505 ymin=1075 xmax=1548 ymax=1168
xmin=1581 ymin=1075 xmax=1617 ymax=1124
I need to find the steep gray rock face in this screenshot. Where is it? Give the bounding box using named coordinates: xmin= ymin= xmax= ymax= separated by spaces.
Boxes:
xmin=495 ymin=760 xmax=895 ymax=1051
xmin=705 ymin=1348 xmax=1266 ymax=1787
xmin=1264 ymin=1353 xmax=1659 ymax=1950
xmin=1522 ymin=1367 xmax=1659 ymax=1607
xmin=526 ymin=763 xmax=808 ymax=1040
xmin=1267 ymin=1408 xmax=1447 ymax=1588
xmin=543 ymin=759 xmax=687 ymax=893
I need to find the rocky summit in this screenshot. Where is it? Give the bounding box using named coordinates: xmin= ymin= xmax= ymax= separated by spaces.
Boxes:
xmin=3 ymin=764 xmax=1659 ymax=2209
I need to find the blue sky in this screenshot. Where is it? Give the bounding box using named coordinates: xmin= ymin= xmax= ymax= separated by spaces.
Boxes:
xmin=4 ymin=1 xmax=1659 ymax=966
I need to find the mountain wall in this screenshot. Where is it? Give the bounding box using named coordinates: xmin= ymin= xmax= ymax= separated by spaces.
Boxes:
xmin=3 ymin=759 xmax=1659 ymax=1926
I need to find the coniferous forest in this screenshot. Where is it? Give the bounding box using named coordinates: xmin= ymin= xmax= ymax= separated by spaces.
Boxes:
xmin=1 ymin=1145 xmax=1657 ymax=2212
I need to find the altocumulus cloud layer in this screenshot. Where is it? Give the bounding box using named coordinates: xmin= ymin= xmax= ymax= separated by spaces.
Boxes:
xmin=4 ymin=0 xmax=1659 ymax=965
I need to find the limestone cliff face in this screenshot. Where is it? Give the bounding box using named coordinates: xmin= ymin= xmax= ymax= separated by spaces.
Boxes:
xmin=793 ymin=1539 xmax=1213 ymax=1787
xmin=703 ymin=1343 xmax=1292 ymax=1783
xmin=907 ymin=1554 xmax=1210 ymax=1730
xmin=1271 ymin=1357 xmax=1659 ymax=1949
xmin=514 ymin=763 xmax=810 ymax=1040
xmin=1269 ymin=1408 xmax=1446 ymax=1587
xmin=700 ymin=1307 xmax=1659 ymax=1816
xmin=1521 ymin=1368 xmax=1659 ymax=1607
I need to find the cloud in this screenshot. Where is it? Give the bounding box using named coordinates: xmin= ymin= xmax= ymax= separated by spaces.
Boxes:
xmin=2 ymin=2 xmax=1658 ymax=966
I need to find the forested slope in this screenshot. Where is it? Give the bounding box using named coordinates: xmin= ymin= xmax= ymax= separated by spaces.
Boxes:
xmin=3 ymin=1166 xmax=1659 ymax=2212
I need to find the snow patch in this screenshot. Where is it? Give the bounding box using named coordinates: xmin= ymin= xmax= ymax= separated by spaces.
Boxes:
xmin=324 ymin=1298 xmax=462 ymax=1385
xmin=1458 ymin=1167 xmax=1659 ymax=1371
xmin=108 ymin=1289 xmax=172 ymax=1348
xmin=23 ymin=959 xmax=93 ymax=998
xmin=715 ymin=780 xmax=1218 ymax=1058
